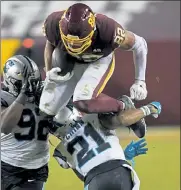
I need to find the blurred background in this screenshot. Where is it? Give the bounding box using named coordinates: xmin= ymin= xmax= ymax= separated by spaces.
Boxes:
xmin=1 ymin=1 xmax=180 ymax=190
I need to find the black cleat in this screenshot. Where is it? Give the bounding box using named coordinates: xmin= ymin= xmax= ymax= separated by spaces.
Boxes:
xmin=129 ymin=118 xmax=147 ymax=138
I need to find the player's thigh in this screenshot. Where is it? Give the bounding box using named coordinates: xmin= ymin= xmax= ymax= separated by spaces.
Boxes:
xmin=86 ymin=165 xmax=133 ymax=190
xmin=1 ymin=161 xmax=25 ymax=190
xmin=39 ymin=63 xmax=88 ymax=115
xmin=73 ymin=53 xmax=115 ymax=102
xmin=11 ymin=181 xmax=45 ymax=190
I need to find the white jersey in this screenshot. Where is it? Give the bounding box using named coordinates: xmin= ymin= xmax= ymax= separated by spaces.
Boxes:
xmin=1 ymin=90 xmax=50 ymax=169
xmin=56 ymin=113 xmax=126 ymax=177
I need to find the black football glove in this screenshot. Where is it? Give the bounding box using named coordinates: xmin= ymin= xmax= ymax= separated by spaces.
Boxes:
xmin=21 ymin=64 xmax=31 ymax=94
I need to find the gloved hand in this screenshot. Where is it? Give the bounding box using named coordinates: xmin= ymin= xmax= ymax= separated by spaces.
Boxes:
xmin=53 ymin=149 xmax=70 ymax=169
xmin=130 ymin=80 xmax=147 ymax=100
xmin=124 ymin=138 xmax=148 ymax=161
xmin=34 ymin=81 xmax=45 ymax=105
xmin=21 ymin=64 xmax=31 ymax=94
xmin=15 ymin=65 xmax=31 ymax=104
xmin=46 ymin=67 xmax=74 ymax=83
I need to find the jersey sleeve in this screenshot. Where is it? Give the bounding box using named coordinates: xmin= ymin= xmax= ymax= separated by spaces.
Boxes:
xmin=111 ymin=19 xmax=126 ymax=49
xmin=96 ymin=14 xmax=126 ymax=50
xmin=1 ymin=97 xmax=8 ymax=107
xmin=42 ymin=11 xmax=64 ymax=46
xmin=1 ymin=90 xmax=14 ymax=107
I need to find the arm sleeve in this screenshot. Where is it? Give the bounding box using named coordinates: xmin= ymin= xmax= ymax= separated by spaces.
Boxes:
xmin=103 ymin=15 xmax=147 ymax=81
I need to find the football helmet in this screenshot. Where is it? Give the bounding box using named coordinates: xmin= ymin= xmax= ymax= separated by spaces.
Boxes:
xmin=3 ymin=55 xmax=42 ymax=103
xmin=59 ymin=3 xmax=96 ymax=56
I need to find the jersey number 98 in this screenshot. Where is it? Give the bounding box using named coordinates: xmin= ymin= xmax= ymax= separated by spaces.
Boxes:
xmin=15 ymin=109 xmax=50 ymax=141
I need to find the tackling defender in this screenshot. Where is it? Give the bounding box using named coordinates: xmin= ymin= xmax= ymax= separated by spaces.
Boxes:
xmin=48 ymin=97 xmax=161 ymax=190
xmin=1 ymin=55 xmax=51 ymax=190
xmin=39 ymin=2 xmax=148 ymax=137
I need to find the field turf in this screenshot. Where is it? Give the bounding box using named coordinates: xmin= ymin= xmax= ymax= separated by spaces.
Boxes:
xmin=46 ymin=126 xmax=180 ymax=190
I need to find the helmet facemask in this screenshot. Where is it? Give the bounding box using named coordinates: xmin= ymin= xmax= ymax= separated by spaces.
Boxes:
xmin=59 ymin=11 xmax=96 ymax=56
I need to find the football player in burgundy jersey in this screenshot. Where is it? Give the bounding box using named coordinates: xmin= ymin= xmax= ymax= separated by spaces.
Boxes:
xmin=39 ymin=3 xmax=148 ymax=138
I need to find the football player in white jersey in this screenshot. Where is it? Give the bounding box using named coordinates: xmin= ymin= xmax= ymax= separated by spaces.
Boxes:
xmin=49 ymin=98 xmax=161 ymax=190
xmin=1 ymin=55 xmax=52 ymax=190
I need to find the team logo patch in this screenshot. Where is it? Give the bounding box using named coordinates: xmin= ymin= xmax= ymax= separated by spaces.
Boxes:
xmin=93 ymin=49 xmax=101 ymax=53
xmin=3 ymin=60 xmax=15 ymax=73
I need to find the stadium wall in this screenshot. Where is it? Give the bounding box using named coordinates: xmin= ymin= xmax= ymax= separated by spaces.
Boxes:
xmin=1 ymin=38 xmax=180 ymax=125
xmin=1 ymin=1 xmax=180 ymax=126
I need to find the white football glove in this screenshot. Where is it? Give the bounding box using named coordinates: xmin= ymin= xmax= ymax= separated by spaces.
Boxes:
xmin=46 ymin=67 xmax=74 ymax=83
xmin=130 ymin=80 xmax=148 ymax=101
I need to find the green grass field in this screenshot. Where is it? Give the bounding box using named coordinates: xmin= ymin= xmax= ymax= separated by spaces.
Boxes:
xmin=45 ymin=127 xmax=180 ymax=190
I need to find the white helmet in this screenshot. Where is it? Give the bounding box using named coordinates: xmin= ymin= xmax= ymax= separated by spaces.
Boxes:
xmin=3 ymin=55 xmax=41 ymax=102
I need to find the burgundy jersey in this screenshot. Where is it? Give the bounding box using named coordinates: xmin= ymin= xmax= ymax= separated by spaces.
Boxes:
xmin=43 ymin=11 xmax=126 ymax=63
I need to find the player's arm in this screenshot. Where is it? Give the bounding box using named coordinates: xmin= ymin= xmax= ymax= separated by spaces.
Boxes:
xmin=44 ymin=40 xmax=55 ymax=72
xmin=1 ymin=92 xmax=26 ymax=134
xmin=1 ymin=66 xmax=30 ymax=134
xmin=99 ymin=108 xmax=145 ymax=130
xmin=53 ymin=148 xmax=70 ymax=169
xmin=113 ymin=24 xmax=148 ymax=82
xmin=53 ymin=148 xmax=84 ymax=181
xmin=99 ymin=101 xmax=161 ymax=130
xmin=42 ymin=13 xmax=58 ymax=72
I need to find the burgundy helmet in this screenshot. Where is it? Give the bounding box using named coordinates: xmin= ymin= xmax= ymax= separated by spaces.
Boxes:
xmin=59 ymin=3 xmax=96 ymax=55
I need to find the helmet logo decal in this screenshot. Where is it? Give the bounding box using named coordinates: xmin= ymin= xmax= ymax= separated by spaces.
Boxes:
xmin=3 ymin=60 xmax=15 ymax=73
xmin=88 ymin=13 xmax=95 ymax=28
